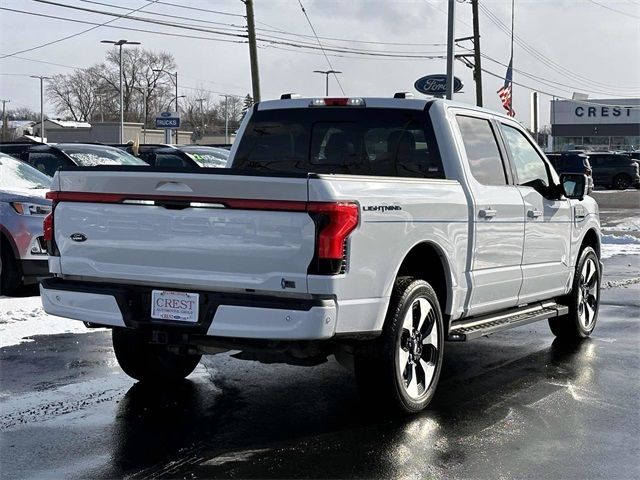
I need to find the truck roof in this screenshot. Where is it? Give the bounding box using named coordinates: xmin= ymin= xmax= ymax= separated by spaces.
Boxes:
xmin=256 ymin=97 xmax=516 ymax=121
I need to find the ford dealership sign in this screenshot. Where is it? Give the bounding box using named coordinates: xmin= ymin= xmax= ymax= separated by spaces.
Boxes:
xmin=414 ymin=74 xmax=463 ymax=95
xmin=155 ymin=111 xmax=180 ymax=129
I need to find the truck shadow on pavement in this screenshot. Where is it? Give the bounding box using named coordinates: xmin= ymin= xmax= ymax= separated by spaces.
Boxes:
xmin=108 ymin=337 xmax=599 ymax=479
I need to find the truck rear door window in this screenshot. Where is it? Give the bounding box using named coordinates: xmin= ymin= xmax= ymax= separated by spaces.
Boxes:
xmin=233 ymin=108 xmax=444 ymax=178
xmin=456 ymin=115 xmax=508 ymax=186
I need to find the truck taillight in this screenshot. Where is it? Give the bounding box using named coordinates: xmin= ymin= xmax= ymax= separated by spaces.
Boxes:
xmin=308 ymin=202 xmax=359 ymax=275
xmin=43 ymin=213 xmax=53 ymax=242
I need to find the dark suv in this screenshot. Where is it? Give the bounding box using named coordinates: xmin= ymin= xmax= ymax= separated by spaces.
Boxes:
xmin=546 ymin=153 xmax=593 ymax=191
xmin=0 ymin=142 xmax=146 ymax=176
xmin=587 ymin=153 xmax=640 ymax=190
xmin=111 ymin=144 xmax=200 ymax=168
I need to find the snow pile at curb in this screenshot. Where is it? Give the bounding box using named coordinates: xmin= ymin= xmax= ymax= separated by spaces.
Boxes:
xmin=0 ymin=296 xmax=106 ymax=349
xmin=601 ymin=234 xmax=640 ymax=259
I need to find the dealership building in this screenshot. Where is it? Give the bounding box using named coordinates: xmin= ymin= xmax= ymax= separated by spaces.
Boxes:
xmin=550 ymin=98 xmax=640 ymax=152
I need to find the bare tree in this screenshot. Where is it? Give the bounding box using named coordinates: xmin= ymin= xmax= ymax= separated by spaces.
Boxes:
xmin=6 ymin=107 xmax=40 ymax=121
xmin=182 ymin=88 xmax=218 ymax=138
xmin=46 ymin=48 xmax=177 ymax=124
xmin=46 ymin=66 xmax=104 ymax=121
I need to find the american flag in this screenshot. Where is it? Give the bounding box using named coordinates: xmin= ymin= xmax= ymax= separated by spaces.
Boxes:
xmin=497 ymin=59 xmax=515 ymax=117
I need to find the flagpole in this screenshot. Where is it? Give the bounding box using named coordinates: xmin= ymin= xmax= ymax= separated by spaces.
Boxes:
xmin=510 ymin=0 xmax=515 ymax=115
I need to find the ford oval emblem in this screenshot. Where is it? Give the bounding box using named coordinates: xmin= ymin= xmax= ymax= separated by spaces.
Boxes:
xmin=414 ymin=74 xmax=463 ymax=95
xmin=160 ymin=111 xmax=172 ymax=117
xmin=70 ymin=233 xmax=87 ymax=242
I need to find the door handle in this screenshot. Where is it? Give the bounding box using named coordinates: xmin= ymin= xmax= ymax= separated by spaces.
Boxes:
xmin=527 ymin=209 xmax=543 ymax=219
xmin=479 ymin=208 xmax=497 ymax=219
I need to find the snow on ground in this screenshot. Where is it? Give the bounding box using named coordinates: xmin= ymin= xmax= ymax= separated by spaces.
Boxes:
xmin=0 ymin=295 xmax=106 ymax=349
xmin=602 ymin=218 xmax=640 ymax=233
xmin=601 ymin=233 xmax=640 ymax=259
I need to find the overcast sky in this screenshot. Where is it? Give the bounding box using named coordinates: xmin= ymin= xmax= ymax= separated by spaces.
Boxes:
xmin=1 ymin=0 xmax=639 ymax=128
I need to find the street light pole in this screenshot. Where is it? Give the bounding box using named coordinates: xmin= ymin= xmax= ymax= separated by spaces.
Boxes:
xmin=313 ymin=70 xmax=342 ymax=96
xmin=30 ymin=76 xmax=51 ymax=141
xmin=153 ymin=69 xmax=179 ymax=142
xmin=101 ymin=39 xmax=141 ymax=143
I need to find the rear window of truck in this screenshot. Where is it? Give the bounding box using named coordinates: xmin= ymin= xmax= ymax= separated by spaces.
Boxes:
xmin=232 ymin=107 xmax=444 ymax=178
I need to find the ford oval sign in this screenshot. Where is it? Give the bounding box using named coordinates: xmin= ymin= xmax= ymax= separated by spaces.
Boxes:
xmin=414 ymin=74 xmax=463 ymax=95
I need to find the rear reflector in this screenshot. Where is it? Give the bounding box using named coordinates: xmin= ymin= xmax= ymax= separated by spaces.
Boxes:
xmin=46 ymin=191 xmax=127 ymax=203
xmin=310 ymin=98 xmax=365 ymax=107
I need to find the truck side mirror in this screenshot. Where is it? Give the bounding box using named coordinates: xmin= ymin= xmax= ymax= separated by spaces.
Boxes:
xmin=560 ymin=173 xmax=587 ymax=200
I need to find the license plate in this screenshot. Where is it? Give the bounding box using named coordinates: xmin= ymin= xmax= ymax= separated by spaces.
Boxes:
xmin=151 ymin=290 xmax=199 ymax=323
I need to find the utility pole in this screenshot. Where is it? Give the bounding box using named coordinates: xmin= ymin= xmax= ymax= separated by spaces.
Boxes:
xmin=101 ymin=39 xmax=141 ymax=143
xmin=471 ymin=0 xmax=483 ymax=107
xmin=30 ymin=76 xmax=51 ymax=141
xmin=244 ymin=0 xmax=261 ymax=102
xmin=221 ymin=95 xmax=231 ymax=144
xmin=445 ymin=0 xmax=456 ymax=100
xmin=1 ymin=99 xmax=9 ymax=141
xmin=313 ymin=70 xmax=342 ymax=96
xmin=196 ymin=98 xmax=206 ymax=140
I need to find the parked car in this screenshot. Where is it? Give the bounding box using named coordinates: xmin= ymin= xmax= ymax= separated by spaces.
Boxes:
xmin=621 ymin=151 xmax=640 ymax=162
xmin=178 ymin=145 xmax=229 ymax=168
xmin=587 ymin=152 xmax=640 ymax=190
xmin=546 ymin=153 xmax=593 ymax=192
xmin=42 ymin=96 xmax=600 ymax=413
xmin=111 ymin=144 xmax=201 ymax=168
xmin=0 ymin=153 xmax=51 ymax=294
xmin=0 ymin=142 xmax=147 ymax=176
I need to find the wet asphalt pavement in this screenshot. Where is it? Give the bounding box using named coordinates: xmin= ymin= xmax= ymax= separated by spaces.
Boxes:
xmin=2 ymin=203 xmax=639 ymax=479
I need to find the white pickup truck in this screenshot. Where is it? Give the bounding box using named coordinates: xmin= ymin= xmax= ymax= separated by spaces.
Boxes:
xmin=41 ymin=97 xmax=601 ymax=413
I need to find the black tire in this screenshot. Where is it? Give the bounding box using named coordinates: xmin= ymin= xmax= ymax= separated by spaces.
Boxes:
xmin=0 ymin=243 xmax=22 ymax=295
xmin=549 ymin=246 xmax=600 ymax=340
xmin=354 ymin=277 xmax=444 ymax=414
xmin=112 ymin=328 xmax=202 ymax=382
xmin=613 ymin=173 xmax=631 ymax=190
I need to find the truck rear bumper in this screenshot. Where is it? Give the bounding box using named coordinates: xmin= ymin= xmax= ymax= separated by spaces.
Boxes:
xmin=40 ymin=278 xmax=337 ymax=340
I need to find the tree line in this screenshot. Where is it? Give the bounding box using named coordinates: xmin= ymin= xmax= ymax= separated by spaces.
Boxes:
xmin=43 ymin=48 xmax=251 ymax=136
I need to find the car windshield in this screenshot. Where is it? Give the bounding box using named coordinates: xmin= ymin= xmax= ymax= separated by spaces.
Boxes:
xmin=0 ymin=154 xmax=52 ymax=189
xmin=182 ymin=148 xmax=228 ymax=168
xmin=58 ymin=145 xmax=148 ymax=166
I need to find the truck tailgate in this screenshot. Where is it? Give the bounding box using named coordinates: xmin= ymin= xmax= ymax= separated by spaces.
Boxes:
xmin=51 ymin=169 xmax=314 ymax=294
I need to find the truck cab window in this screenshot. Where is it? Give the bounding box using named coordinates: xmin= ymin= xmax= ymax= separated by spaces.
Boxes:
xmin=456 ymin=115 xmax=507 ymax=186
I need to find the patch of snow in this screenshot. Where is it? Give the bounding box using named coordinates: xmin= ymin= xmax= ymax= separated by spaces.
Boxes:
xmin=601 ymin=234 xmax=640 ymax=259
xmin=0 ymin=295 xmax=106 ymax=349
xmin=602 ymin=218 xmax=640 ymax=233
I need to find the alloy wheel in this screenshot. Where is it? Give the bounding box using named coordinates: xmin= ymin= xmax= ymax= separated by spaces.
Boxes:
xmin=397 ymin=297 xmax=439 ymax=400
xmin=578 ymin=257 xmax=599 ymax=329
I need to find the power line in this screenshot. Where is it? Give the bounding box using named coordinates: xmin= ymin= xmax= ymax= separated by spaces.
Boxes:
xmin=0 ymin=7 xmax=247 ymax=45
xmin=23 ymin=2 xmax=445 ymax=59
xmin=255 ymin=20 xmax=447 ymax=47
xmin=77 ymin=0 xmax=247 ymax=31
xmin=457 ymin=44 xmax=640 ymax=96
xmin=585 ymin=0 xmax=640 ymax=19
xmin=33 ymin=0 xmax=247 ymax=40
xmin=295 ymin=0 xmax=346 ymax=95
xmin=151 ymin=0 xmax=245 ymax=18
xmin=478 ymin=1 xmax=639 ymax=93
xmin=481 ymin=66 xmax=640 ymax=109
xmin=0 ymin=0 xmax=158 ymax=59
